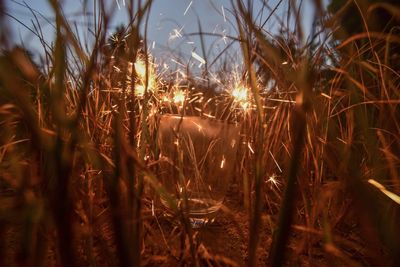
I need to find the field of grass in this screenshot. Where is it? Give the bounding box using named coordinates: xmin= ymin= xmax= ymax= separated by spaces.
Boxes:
xmin=1 ymin=0 xmax=400 ymax=266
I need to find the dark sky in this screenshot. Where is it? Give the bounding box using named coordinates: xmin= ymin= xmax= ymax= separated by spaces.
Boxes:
xmin=5 ymin=0 xmax=327 ymax=70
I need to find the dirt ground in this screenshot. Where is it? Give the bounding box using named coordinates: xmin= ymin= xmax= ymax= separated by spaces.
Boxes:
xmin=142 ymin=183 xmax=271 ymax=266
xmin=1 ymin=182 xmax=367 ymax=266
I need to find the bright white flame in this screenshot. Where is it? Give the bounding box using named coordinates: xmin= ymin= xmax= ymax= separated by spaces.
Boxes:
xmin=232 ymin=86 xmax=248 ymax=101
xmin=130 ymin=57 xmax=157 ymax=95
xmin=173 ymin=90 xmax=185 ymax=104
xmin=232 ymin=85 xmax=250 ymax=109
xmin=134 ymin=60 xmax=147 ymax=79
xmin=192 ymin=121 xmax=203 ymax=132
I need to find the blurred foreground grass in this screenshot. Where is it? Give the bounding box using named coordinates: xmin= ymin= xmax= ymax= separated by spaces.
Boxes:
xmin=1 ymin=0 xmax=400 ymax=266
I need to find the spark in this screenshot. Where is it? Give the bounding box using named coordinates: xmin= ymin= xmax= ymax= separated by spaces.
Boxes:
xmin=188 ymin=96 xmax=199 ymax=103
xmin=269 ymin=150 xmax=282 ymax=173
xmin=191 ymin=51 xmax=206 ymax=65
xmin=221 ymin=29 xmax=227 ymax=44
xmin=221 ymin=5 xmax=227 ymax=22
xmin=171 ymin=58 xmax=185 ymax=67
xmin=116 ymin=0 xmax=121 ymax=10
xmin=336 ymin=137 xmax=347 ymax=144
xmin=192 ymin=121 xmax=203 ymax=132
xmin=195 ymin=76 xmax=208 ymax=82
xmin=169 ymin=26 xmax=184 ymax=41
xmin=152 ymin=41 xmax=155 ymax=49
xmin=210 ymin=72 xmax=222 ymax=85
xmin=203 ymin=113 xmax=216 ymax=119
xmin=266 ymin=174 xmax=281 ymax=188
xmin=247 ymin=142 xmax=254 ymax=154
xmin=268 ymin=98 xmax=296 ymax=104
xmin=184 ymin=1 xmax=193 ymax=16
xmin=282 ymin=61 xmax=288 ymax=65
xmin=321 ymin=92 xmax=331 ymax=99
xmin=113 ymin=66 xmax=121 ymax=72
xmin=220 ymin=155 xmax=226 ymax=169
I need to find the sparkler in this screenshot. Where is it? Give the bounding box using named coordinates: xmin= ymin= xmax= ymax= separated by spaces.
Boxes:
xmin=173 ymin=90 xmax=185 ymax=105
xmin=231 ymin=84 xmax=250 ymax=110
xmin=126 ymin=56 xmax=158 ymax=97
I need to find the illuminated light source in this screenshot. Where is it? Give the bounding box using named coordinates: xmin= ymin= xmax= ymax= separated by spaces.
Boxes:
xmin=134 ymin=59 xmax=147 ymax=79
xmin=135 ymin=84 xmax=145 ymax=97
xmin=128 ymin=56 xmax=158 ymax=97
xmin=173 ymin=90 xmax=185 ymax=104
xmin=231 ymin=85 xmax=250 ymax=110
xmin=232 ymin=86 xmax=248 ymax=101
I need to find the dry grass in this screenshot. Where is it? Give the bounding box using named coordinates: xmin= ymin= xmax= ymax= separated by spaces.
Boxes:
xmin=1 ymin=0 xmax=400 ymax=266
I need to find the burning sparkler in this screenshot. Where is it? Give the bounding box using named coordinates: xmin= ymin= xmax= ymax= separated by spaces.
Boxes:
xmin=231 ymin=83 xmax=251 ymax=111
xmin=126 ymin=55 xmax=158 ymax=97
xmin=173 ymin=90 xmax=185 ymax=105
